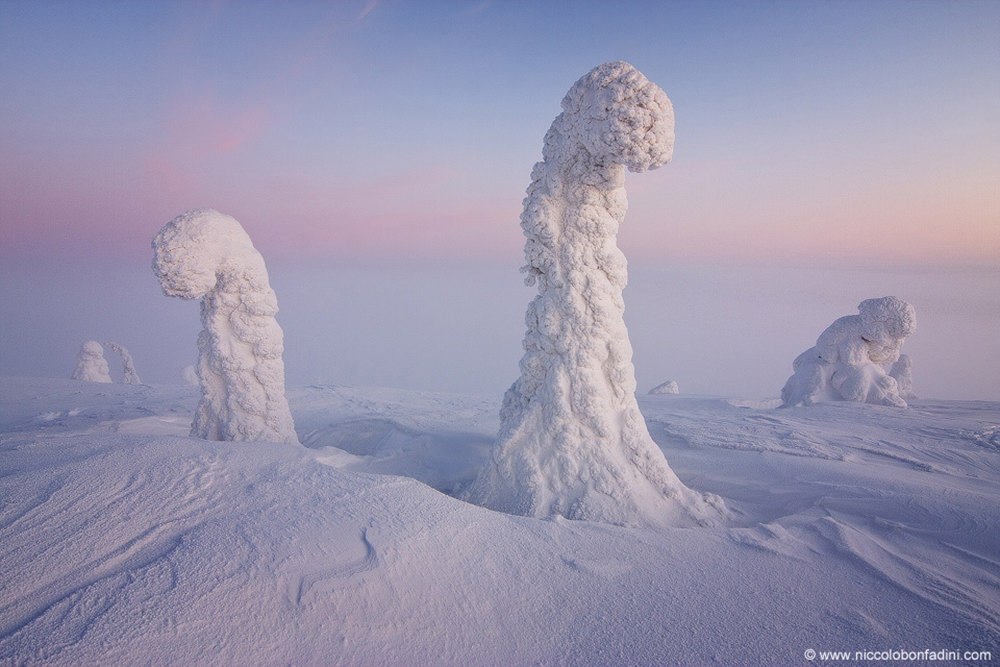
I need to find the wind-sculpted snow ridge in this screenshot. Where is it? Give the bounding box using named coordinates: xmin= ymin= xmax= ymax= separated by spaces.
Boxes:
xmin=782 ymin=296 xmax=916 ymax=408
xmin=465 ymin=62 xmax=726 ymax=528
xmin=152 ymin=209 xmax=298 ymax=444
xmin=71 ymin=341 xmax=112 ymax=383
xmin=106 ymin=342 xmax=141 ymax=385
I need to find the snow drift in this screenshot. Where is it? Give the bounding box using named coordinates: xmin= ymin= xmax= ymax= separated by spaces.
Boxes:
xmin=151 ymin=209 xmax=298 ymax=444
xmin=70 ymin=340 xmax=111 ymax=383
xmin=465 ymin=62 xmax=724 ymax=528
xmin=781 ymin=296 xmax=916 ymax=408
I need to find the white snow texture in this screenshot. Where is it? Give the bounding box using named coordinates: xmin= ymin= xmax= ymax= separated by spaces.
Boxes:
xmin=106 ymin=341 xmax=141 ymax=385
xmin=152 ymin=208 xmax=298 ymax=445
xmin=70 ymin=340 xmax=112 ymax=383
xmin=465 ymin=62 xmax=725 ymax=528
xmin=781 ymin=296 xmax=917 ymax=408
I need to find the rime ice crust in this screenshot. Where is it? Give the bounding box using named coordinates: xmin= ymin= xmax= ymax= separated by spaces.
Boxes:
xmin=464 ymin=62 xmax=726 ymax=528
xmin=71 ymin=340 xmax=112 ymax=383
xmin=152 ymin=209 xmax=298 ymax=444
xmin=781 ymin=296 xmax=917 ymax=408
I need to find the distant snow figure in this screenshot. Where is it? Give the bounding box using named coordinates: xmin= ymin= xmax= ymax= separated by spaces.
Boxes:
xmin=649 ymin=380 xmax=680 ymax=395
xmin=464 ymin=62 xmax=725 ymax=528
xmin=889 ymin=354 xmax=917 ymax=401
xmin=781 ymin=296 xmax=916 ymax=408
xmin=106 ymin=341 xmax=141 ymax=384
xmin=71 ymin=340 xmax=112 ymax=383
xmin=181 ymin=365 xmax=199 ymax=387
xmin=152 ymin=208 xmax=298 ymax=444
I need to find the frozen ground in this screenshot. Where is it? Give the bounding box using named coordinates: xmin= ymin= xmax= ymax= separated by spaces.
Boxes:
xmin=1 ymin=376 xmax=998 ymax=664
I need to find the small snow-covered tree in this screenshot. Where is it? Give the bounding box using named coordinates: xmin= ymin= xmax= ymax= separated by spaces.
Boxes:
xmin=181 ymin=365 xmax=199 ymax=387
xmin=71 ymin=340 xmax=112 ymax=383
xmin=152 ymin=208 xmax=298 ymax=444
xmin=464 ymin=62 xmax=725 ymax=528
xmin=106 ymin=341 xmax=141 ymax=384
xmin=781 ymin=296 xmax=916 ymax=408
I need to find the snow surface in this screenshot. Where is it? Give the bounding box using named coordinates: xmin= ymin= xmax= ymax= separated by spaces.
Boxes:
xmin=466 ymin=62 xmax=723 ymax=529
xmin=1 ymin=376 xmax=997 ymax=665
xmin=70 ymin=341 xmax=111 ymax=384
xmin=782 ymin=296 xmax=917 ymax=408
xmin=152 ymin=209 xmax=298 ymax=445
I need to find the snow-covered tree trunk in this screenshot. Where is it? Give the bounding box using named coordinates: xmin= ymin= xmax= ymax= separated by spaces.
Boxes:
xmin=152 ymin=209 xmax=298 ymax=445
xmin=465 ymin=62 xmax=725 ymax=528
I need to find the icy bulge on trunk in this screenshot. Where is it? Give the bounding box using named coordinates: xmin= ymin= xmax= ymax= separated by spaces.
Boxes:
xmin=464 ymin=62 xmax=727 ymax=528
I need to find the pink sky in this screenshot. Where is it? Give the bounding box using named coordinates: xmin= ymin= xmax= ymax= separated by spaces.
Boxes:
xmin=1 ymin=1 xmax=997 ymax=269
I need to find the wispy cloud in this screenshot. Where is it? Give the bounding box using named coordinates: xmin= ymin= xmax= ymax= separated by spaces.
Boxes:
xmin=357 ymin=0 xmax=378 ymax=21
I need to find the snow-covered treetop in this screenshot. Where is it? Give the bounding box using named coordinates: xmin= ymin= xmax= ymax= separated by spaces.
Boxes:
xmin=552 ymin=60 xmax=674 ymax=174
xmin=857 ymin=296 xmax=916 ymax=342
xmin=151 ymin=208 xmax=269 ymax=300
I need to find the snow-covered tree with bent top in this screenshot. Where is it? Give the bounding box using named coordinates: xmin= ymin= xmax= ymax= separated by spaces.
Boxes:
xmin=152 ymin=208 xmax=298 ymax=444
xmin=464 ymin=62 xmax=726 ymax=528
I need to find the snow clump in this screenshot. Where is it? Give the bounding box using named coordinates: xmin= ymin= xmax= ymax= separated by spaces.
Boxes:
xmin=106 ymin=341 xmax=141 ymax=384
xmin=152 ymin=209 xmax=298 ymax=444
xmin=71 ymin=340 xmax=112 ymax=383
xmin=464 ymin=62 xmax=725 ymax=529
xmin=649 ymin=380 xmax=680 ymax=395
xmin=781 ymin=296 xmax=916 ymax=408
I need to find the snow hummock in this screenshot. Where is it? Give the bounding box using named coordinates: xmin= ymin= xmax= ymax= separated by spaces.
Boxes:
xmin=1 ymin=376 xmax=998 ymax=665
xmin=151 ymin=209 xmax=298 ymax=444
xmin=782 ymin=296 xmax=917 ymax=408
xmin=70 ymin=340 xmax=111 ymax=383
xmin=106 ymin=341 xmax=141 ymax=385
xmin=649 ymin=379 xmax=680 ymax=395
xmin=464 ymin=62 xmax=725 ymax=528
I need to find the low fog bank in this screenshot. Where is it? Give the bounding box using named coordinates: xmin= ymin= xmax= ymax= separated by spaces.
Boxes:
xmin=1 ymin=258 xmax=997 ymax=401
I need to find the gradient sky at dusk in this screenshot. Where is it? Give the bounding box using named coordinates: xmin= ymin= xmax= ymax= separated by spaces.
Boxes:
xmin=2 ymin=0 xmax=998 ymax=268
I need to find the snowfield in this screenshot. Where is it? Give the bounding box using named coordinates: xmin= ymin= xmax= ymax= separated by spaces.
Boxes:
xmin=1 ymin=376 xmax=998 ymax=664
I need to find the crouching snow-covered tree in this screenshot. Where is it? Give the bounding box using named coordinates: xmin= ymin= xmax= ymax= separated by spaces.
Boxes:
xmin=781 ymin=296 xmax=916 ymax=408
xmin=464 ymin=62 xmax=725 ymax=528
xmin=72 ymin=340 xmax=112 ymax=383
xmin=106 ymin=341 xmax=141 ymax=384
xmin=152 ymin=208 xmax=298 ymax=444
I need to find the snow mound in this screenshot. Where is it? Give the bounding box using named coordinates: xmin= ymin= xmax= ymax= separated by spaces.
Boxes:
xmin=782 ymin=296 xmax=916 ymax=408
xmin=465 ymin=62 xmax=725 ymax=528
xmin=70 ymin=341 xmax=111 ymax=383
xmin=152 ymin=209 xmax=297 ymax=444
xmin=649 ymin=380 xmax=680 ymax=395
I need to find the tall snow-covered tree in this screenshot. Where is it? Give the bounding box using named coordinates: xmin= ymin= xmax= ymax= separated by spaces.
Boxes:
xmin=465 ymin=62 xmax=725 ymax=528
xmin=152 ymin=209 xmax=298 ymax=444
